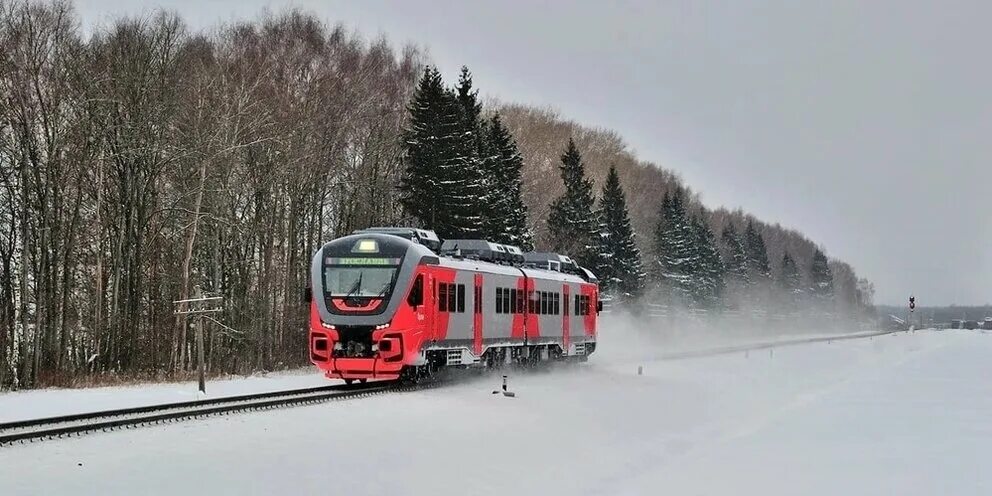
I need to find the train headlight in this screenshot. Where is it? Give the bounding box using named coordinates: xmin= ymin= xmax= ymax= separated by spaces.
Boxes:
xmin=320 ymin=322 xmax=336 ymax=329
xmin=375 ymin=322 xmax=390 ymax=330
xmin=354 ymin=239 xmax=379 ymax=253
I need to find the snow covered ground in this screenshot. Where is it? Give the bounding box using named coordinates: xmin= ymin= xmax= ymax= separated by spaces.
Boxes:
xmin=0 ymin=324 xmax=867 ymax=423
xmin=0 ymin=368 xmax=331 ymax=423
xmin=2 ymin=329 xmax=990 ymax=495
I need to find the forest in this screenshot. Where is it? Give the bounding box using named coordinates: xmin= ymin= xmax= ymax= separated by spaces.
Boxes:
xmin=0 ymin=1 xmax=873 ymax=389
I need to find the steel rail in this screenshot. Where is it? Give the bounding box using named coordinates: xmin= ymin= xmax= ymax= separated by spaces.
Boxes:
xmin=0 ymin=380 xmax=414 ymax=445
xmin=658 ymin=329 xmax=907 ymax=361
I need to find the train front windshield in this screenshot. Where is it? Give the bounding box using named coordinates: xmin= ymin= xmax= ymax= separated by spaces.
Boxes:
xmin=323 ymin=263 xmax=399 ymax=298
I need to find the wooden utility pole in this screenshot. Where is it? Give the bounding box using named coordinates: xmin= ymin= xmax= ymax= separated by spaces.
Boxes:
xmin=174 ymin=286 xmax=222 ymax=394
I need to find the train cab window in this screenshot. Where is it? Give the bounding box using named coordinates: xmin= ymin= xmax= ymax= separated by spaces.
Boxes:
xmin=407 ymin=275 xmax=423 ymax=307
xmin=457 ymin=284 xmax=465 ymax=313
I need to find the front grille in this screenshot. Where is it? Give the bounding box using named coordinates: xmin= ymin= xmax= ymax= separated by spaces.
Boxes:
xmin=333 ymin=325 xmax=375 ymax=358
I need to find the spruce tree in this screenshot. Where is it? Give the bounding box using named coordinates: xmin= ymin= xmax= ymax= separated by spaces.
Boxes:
xmin=398 ymin=66 xmax=447 ymax=230
xmin=743 ymin=220 xmax=771 ymax=282
xmin=720 ymin=223 xmax=749 ymax=285
xmin=547 ymin=138 xmax=600 ymax=268
xmin=778 ymin=251 xmax=802 ymax=297
xmin=455 ymin=66 xmax=483 ymax=127
xmin=399 ymin=65 xmax=485 ymax=238
xmin=691 ymin=216 xmax=725 ymax=308
xmin=482 ymin=112 xmax=533 ymax=249
xmin=593 ymin=165 xmax=645 ymax=300
xmin=809 ymin=249 xmax=834 ymax=301
xmin=652 ymin=190 xmax=696 ymax=303
xmin=445 ymin=67 xmax=487 ymax=237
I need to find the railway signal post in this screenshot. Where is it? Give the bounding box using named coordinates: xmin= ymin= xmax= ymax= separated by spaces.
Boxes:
xmin=174 ymin=286 xmax=223 ymax=394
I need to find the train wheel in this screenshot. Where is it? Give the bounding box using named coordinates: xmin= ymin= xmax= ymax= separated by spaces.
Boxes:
xmin=400 ymin=366 xmax=420 ymax=384
xmin=344 ymin=378 xmax=354 ymax=385
xmin=359 ymin=378 xmax=367 ymax=384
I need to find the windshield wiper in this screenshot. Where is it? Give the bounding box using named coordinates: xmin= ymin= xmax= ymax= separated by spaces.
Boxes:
xmin=343 ymin=272 xmax=363 ymax=300
xmin=374 ymin=283 xmax=391 ymax=299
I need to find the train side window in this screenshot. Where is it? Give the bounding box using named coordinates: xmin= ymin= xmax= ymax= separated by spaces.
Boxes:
xmin=539 ymin=292 xmax=546 ymax=315
xmin=516 ymin=290 xmax=524 ymax=314
xmin=574 ymin=294 xmax=579 ymax=315
xmin=448 ymin=284 xmax=456 ymax=312
xmin=496 ymin=287 xmax=504 ymax=313
xmin=503 ymin=287 xmax=511 ymax=314
xmin=554 ymin=293 xmax=560 ymax=315
xmin=439 ymin=283 xmax=448 ymax=312
xmin=407 ymin=275 xmax=424 ymax=307
xmin=510 ymin=289 xmax=517 ymax=314
xmin=457 ymin=284 xmax=465 ymax=313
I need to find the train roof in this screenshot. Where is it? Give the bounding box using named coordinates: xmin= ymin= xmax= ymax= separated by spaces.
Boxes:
xmin=437 ymin=255 xmax=588 ymax=284
xmin=341 ymin=228 xmax=596 ymax=283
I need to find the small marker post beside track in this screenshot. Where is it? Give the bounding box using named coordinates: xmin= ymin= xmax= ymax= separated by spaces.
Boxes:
xmin=493 ymin=375 xmax=515 ymax=397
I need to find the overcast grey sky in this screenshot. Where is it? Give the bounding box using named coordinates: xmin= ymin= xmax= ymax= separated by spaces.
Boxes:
xmin=76 ymin=0 xmax=991 ymax=306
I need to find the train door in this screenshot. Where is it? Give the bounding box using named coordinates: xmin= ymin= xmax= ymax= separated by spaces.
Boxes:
xmin=562 ymin=283 xmax=570 ymax=353
xmin=426 ymin=272 xmax=437 ymax=343
xmin=473 ymin=273 xmax=483 ymax=356
xmin=523 ymin=273 xmax=538 ymax=343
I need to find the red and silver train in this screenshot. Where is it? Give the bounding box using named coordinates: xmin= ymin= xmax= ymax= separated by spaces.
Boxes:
xmin=307 ymin=227 xmax=600 ymax=382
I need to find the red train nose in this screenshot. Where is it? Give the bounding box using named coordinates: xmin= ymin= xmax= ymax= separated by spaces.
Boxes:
xmin=310 ymin=334 xmax=330 ymax=361
xmin=377 ymin=336 xmax=402 ymax=362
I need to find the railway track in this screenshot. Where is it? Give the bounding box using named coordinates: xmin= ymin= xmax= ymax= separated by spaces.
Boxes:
xmin=1 ymin=330 xmax=912 ymax=446
xmin=0 ymin=380 xmax=413 ymax=446
xmin=658 ymin=328 xmax=906 ymax=361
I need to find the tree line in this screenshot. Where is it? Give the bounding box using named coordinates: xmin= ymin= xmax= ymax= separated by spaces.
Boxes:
xmin=1 ymin=2 xmax=421 ymax=388
xmin=397 ymin=68 xmax=873 ymax=324
xmin=0 ymin=2 xmax=874 ymax=389
xmin=496 ymin=106 xmax=875 ymax=321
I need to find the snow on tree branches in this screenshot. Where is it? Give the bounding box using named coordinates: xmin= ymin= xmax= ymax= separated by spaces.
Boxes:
xmin=593 ymin=165 xmax=645 ymax=301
